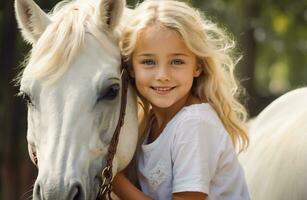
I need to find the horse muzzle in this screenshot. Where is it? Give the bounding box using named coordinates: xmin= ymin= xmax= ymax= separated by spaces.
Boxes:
xmin=33 ymin=178 xmax=86 ymax=200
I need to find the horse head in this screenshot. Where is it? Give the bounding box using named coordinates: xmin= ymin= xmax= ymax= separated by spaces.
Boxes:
xmin=15 ymin=0 xmax=138 ymax=199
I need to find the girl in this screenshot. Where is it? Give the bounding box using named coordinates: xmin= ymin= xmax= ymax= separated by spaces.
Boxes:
xmin=112 ymin=0 xmax=250 ymax=199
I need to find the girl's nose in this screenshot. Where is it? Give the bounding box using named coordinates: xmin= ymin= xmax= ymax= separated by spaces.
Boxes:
xmin=155 ymin=65 xmax=171 ymax=82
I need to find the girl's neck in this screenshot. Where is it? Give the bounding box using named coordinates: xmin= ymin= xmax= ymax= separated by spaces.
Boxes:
xmin=151 ymin=94 xmax=201 ymax=130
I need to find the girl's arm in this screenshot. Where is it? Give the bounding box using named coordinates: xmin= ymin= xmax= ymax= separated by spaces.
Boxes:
xmin=172 ymin=192 xmax=207 ymax=200
xmin=112 ymin=173 xmax=207 ymax=200
xmin=112 ymin=172 xmax=153 ymax=200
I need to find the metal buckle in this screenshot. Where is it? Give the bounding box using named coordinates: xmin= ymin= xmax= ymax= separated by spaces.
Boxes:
xmin=97 ymin=166 xmax=114 ymax=199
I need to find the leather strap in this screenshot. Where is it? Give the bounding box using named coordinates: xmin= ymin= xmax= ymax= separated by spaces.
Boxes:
xmin=97 ymin=61 xmax=130 ymax=200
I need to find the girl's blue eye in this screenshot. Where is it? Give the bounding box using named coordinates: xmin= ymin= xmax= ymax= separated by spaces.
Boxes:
xmin=171 ymin=59 xmax=185 ymax=65
xmin=141 ymin=59 xmax=156 ymax=65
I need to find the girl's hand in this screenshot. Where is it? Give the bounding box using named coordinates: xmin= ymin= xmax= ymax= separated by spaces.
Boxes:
xmin=112 ymin=172 xmax=153 ymax=200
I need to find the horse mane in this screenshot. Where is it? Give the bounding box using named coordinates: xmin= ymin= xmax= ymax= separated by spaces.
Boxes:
xmin=19 ymin=0 xmax=119 ymax=84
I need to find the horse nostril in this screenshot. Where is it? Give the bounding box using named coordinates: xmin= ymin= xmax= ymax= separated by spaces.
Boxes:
xmin=33 ymin=182 xmax=43 ymax=200
xmin=69 ymin=182 xmax=85 ymax=200
xmin=73 ymin=188 xmax=81 ymax=200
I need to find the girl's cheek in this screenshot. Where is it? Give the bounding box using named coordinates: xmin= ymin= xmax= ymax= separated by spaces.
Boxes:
xmin=135 ymin=70 xmax=152 ymax=80
xmin=134 ymin=75 xmax=149 ymax=87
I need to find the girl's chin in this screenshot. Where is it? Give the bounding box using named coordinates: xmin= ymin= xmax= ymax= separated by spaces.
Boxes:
xmin=150 ymin=101 xmax=174 ymax=109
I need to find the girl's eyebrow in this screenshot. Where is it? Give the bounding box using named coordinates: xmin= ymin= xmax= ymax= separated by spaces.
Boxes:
xmin=171 ymin=53 xmax=189 ymax=57
xmin=137 ymin=53 xmax=154 ymax=57
xmin=137 ymin=53 xmax=189 ymax=57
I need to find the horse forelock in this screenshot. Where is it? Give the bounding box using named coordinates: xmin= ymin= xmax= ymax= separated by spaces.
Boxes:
xmin=20 ymin=0 xmax=119 ymax=85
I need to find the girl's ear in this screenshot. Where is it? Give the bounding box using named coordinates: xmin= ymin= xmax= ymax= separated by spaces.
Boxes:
xmin=193 ymin=64 xmax=202 ymax=77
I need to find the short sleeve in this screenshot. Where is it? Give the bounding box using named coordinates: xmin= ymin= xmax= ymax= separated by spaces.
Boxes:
xmin=210 ymin=133 xmax=250 ymax=199
xmin=171 ymin=117 xmax=225 ymax=194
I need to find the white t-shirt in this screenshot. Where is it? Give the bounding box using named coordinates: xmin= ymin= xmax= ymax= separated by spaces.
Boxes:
xmin=136 ymin=103 xmax=250 ymax=200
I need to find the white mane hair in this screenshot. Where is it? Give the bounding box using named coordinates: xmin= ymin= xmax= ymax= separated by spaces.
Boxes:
xmin=20 ymin=0 xmax=122 ymax=83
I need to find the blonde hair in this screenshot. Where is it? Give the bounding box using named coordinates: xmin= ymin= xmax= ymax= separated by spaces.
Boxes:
xmin=120 ymin=0 xmax=249 ymax=152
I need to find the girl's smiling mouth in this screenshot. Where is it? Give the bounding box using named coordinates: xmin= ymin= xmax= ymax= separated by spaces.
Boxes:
xmin=150 ymin=86 xmax=176 ymax=94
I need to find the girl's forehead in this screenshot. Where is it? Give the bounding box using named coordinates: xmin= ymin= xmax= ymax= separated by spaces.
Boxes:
xmin=138 ymin=24 xmax=179 ymax=41
xmin=134 ymin=25 xmax=193 ymax=55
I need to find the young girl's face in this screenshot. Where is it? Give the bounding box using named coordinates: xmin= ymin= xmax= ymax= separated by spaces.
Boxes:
xmin=131 ymin=25 xmax=201 ymax=109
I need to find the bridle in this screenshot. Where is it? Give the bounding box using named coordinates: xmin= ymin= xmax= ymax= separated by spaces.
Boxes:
xmin=96 ymin=60 xmax=130 ymax=200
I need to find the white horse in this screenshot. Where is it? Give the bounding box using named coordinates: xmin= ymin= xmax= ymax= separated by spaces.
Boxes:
xmin=239 ymin=87 xmax=307 ymax=200
xmin=15 ymin=0 xmax=138 ymax=199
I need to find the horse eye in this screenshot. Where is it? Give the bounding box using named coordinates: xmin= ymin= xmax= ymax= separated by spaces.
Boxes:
xmin=29 ymin=144 xmax=38 ymax=167
xmin=32 ymin=150 xmax=38 ymax=166
xmin=18 ymin=91 xmax=33 ymax=106
xmin=98 ymin=83 xmax=120 ymax=101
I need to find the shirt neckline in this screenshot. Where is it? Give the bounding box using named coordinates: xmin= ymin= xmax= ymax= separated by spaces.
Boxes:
xmin=141 ymin=103 xmax=210 ymax=151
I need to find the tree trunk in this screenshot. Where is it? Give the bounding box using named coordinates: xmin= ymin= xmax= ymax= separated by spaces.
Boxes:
xmin=239 ymin=0 xmax=260 ymax=117
xmin=240 ymin=0 xmax=280 ymax=117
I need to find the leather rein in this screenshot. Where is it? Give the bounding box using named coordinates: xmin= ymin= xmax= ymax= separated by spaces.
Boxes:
xmin=96 ymin=61 xmax=130 ymax=200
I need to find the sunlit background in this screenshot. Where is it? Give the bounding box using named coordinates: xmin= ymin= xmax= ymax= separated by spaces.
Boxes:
xmin=0 ymin=0 xmax=306 ymax=199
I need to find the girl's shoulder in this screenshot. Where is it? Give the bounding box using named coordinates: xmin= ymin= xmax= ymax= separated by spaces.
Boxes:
xmin=176 ymin=103 xmax=224 ymax=130
xmin=171 ymin=103 xmax=230 ymax=149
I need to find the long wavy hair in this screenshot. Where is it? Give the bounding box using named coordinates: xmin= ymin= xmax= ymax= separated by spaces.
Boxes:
xmin=120 ymin=0 xmax=249 ymax=152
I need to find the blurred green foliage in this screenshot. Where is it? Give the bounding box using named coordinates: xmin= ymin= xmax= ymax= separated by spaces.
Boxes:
xmin=4 ymin=0 xmax=307 ymax=96
xmin=0 ymin=0 xmax=306 ymax=198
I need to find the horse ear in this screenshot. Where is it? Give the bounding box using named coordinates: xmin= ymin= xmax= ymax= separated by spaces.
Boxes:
xmin=95 ymin=0 xmax=126 ymax=31
xmin=15 ymin=0 xmax=51 ymax=44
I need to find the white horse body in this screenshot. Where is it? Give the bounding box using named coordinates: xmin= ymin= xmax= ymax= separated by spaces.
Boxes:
xmin=239 ymin=88 xmax=307 ymax=199
xmin=15 ymin=0 xmax=138 ymax=199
